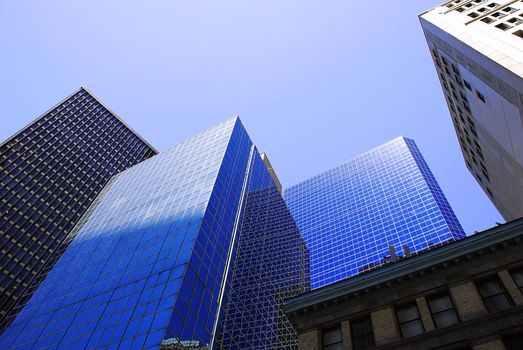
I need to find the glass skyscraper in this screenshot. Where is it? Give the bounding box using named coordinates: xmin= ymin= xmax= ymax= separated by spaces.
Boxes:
xmin=219 ymin=184 xmax=309 ymax=349
xmin=284 ymin=137 xmax=466 ymax=289
xmin=0 ymin=117 xmax=309 ymax=349
xmin=0 ymin=88 xmax=157 ymax=330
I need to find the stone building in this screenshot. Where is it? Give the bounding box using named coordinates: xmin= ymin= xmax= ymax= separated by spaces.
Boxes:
xmin=420 ymin=1 xmax=523 ymax=221
xmin=285 ymin=218 xmax=523 ymax=350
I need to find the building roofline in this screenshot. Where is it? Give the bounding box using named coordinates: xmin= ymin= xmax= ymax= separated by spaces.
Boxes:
xmin=80 ymin=87 xmax=158 ymax=153
xmin=285 ymin=218 xmax=522 ymax=313
xmin=284 ymin=136 xmax=410 ymax=193
xmin=0 ymin=88 xmax=83 ymax=148
xmin=260 ymin=153 xmax=283 ymax=193
xmin=419 ymin=1 xmax=453 ymax=17
xmin=1 ymin=87 xmax=158 ymax=154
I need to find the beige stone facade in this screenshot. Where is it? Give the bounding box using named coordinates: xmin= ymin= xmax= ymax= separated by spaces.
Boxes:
xmin=285 ymin=219 xmax=523 ymax=350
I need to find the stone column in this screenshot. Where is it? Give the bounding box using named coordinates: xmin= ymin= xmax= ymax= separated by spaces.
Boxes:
xmin=371 ymin=307 xmax=399 ymax=346
xmin=416 ymin=296 xmax=436 ymax=331
xmin=341 ymin=320 xmax=353 ymax=350
xmin=498 ymin=270 xmax=523 ymax=306
xmin=450 ymin=281 xmax=487 ymax=321
xmin=299 ymin=329 xmax=319 ymax=350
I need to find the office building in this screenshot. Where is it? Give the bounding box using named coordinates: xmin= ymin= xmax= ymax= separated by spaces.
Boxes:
xmin=219 ymin=184 xmax=309 ymax=349
xmin=285 ymin=218 xmax=523 ymax=350
xmin=420 ymin=1 xmax=523 ymax=221
xmin=284 ymin=137 xmax=466 ymax=289
xmin=0 ymin=118 xmax=309 ymax=349
xmin=0 ymin=87 xmax=157 ymax=329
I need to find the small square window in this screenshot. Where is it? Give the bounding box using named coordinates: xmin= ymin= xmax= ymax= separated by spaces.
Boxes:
xmin=464 ymin=80 xmax=472 ymax=91
xmin=476 ymin=90 xmax=486 ymax=102
xmin=513 ymin=30 xmax=523 ymax=39
xmin=496 ymin=23 xmax=512 ymax=30
xmin=481 ymin=17 xmax=494 ymax=23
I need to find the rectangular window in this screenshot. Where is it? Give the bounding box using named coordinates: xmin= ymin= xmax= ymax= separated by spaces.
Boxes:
xmin=463 ymin=100 xmax=471 ymax=112
xmin=396 ymin=303 xmax=425 ymax=338
xmin=351 ymin=316 xmax=376 ymax=350
xmin=464 ymin=80 xmax=472 ymax=91
xmin=509 ymin=269 xmax=523 ymax=294
xmin=475 ymin=90 xmax=486 ymax=102
xmin=427 ymin=293 xmax=459 ymax=328
xmin=495 ymin=22 xmax=512 ymax=30
xmin=476 ymin=276 xmax=514 ymax=312
xmin=322 ymin=326 xmax=343 ymax=350
xmin=513 ymin=30 xmax=523 ymax=39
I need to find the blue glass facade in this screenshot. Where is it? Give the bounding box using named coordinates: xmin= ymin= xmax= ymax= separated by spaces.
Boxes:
xmin=0 ymin=87 xmax=157 ymax=330
xmin=0 ymin=117 xmax=309 ymax=349
xmin=284 ymin=137 xmax=466 ymax=289
xmin=218 ymin=160 xmax=309 ymax=349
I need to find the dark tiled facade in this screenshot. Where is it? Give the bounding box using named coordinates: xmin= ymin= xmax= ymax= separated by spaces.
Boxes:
xmin=0 ymin=87 xmax=157 ymax=329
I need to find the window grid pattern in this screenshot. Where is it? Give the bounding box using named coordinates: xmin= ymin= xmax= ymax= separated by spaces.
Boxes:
xmin=284 ymin=137 xmax=465 ymax=288
xmin=429 ymin=47 xmax=492 ymax=193
xmin=0 ymin=118 xmax=245 ymax=349
xmin=0 ymin=88 xmax=156 ymax=329
xmin=0 ymin=117 xmax=310 ymax=350
xmin=446 ymin=0 xmax=523 ymax=37
xmin=218 ymin=154 xmax=310 ymax=349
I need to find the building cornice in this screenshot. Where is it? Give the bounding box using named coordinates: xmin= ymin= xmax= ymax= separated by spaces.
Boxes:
xmin=285 ymin=218 xmax=523 ymax=314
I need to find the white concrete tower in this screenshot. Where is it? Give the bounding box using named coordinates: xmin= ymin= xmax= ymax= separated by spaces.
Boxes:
xmin=420 ymin=0 xmax=523 ymax=221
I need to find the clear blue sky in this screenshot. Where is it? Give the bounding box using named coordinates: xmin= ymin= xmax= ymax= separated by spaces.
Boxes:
xmin=0 ymin=0 xmax=503 ymax=234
